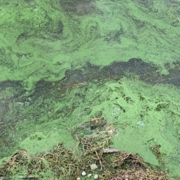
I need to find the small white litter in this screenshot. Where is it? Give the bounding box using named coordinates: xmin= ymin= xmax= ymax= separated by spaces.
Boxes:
xmin=90 ymin=163 xmax=97 ymax=170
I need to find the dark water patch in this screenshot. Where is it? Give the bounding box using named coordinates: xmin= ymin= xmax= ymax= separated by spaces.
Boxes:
xmin=63 ymin=58 xmax=180 ymax=88
xmin=60 ymin=0 xmax=98 ymax=16
xmin=24 ymin=0 xmax=34 ymax=2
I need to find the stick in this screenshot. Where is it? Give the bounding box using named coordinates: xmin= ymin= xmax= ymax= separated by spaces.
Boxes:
xmin=95 ymin=151 xmax=102 ymax=169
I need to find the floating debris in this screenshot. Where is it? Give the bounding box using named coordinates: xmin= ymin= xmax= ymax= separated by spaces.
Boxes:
xmin=103 ymin=148 xmax=120 ymax=153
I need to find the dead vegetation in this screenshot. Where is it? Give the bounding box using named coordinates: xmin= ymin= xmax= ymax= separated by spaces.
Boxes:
xmin=0 ymin=117 xmax=168 ymax=179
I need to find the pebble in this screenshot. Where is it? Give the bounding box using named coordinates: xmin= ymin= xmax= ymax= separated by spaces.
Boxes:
xmin=94 ymin=174 xmax=98 ymax=179
xmin=82 ymin=171 xmax=86 ymax=176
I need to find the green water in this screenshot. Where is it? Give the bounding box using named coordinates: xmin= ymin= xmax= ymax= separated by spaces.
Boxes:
xmin=0 ymin=0 xmax=180 ymax=179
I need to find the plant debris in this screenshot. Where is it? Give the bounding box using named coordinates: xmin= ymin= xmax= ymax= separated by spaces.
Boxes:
xmin=0 ymin=117 xmax=168 ymax=179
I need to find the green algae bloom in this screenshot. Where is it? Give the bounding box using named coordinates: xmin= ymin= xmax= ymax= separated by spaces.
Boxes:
xmin=1 ymin=0 xmax=180 ymax=179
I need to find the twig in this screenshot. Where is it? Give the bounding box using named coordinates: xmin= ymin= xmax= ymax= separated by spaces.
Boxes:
xmin=95 ymin=151 xmax=102 ymax=169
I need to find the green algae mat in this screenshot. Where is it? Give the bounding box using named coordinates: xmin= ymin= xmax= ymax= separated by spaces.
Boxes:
xmin=0 ymin=0 xmax=180 ymax=179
